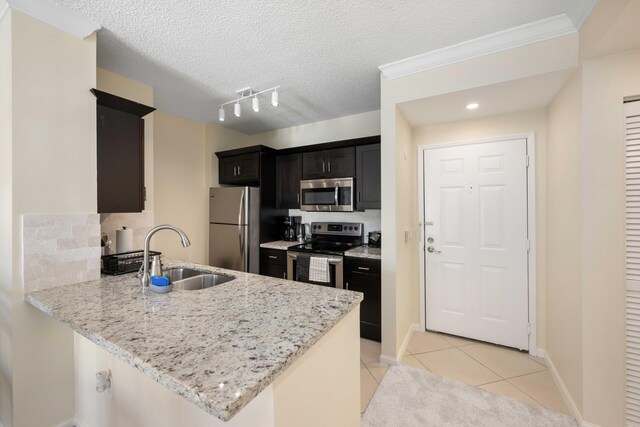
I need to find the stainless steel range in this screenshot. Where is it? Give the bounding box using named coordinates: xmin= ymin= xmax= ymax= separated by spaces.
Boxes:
xmin=287 ymin=222 xmax=363 ymax=289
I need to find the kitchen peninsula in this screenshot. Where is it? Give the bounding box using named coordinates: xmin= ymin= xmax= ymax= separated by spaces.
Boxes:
xmin=26 ymin=260 xmax=362 ymax=427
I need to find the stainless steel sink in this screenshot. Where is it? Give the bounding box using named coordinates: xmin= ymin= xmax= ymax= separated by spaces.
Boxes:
xmin=164 ymin=268 xmax=206 ymax=282
xmin=163 ymin=268 xmax=235 ymax=291
xmin=172 ymin=273 xmax=235 ymax=290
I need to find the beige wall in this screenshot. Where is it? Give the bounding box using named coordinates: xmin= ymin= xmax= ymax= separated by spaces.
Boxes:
xmin=546 ymin=72 xmax=583 ymax=414
xmin=580 ymin=49 xmax=640 ymax=427
xmin=0 ymin=10 xmax=13 ymax=427
xmin=153 ymin=111 xmax=208 ymax=264
xmin=97 ymin=67 xmax=156 ymax=218
xmin=5 ymin=10 xmax=98 ymax=426
xmin=412 ymin=109 xmax=548 ymax=349
xmin=393 ymin=110 xmax=419 ymax=354
xmin=251 ymin=110 xmax=381 ymax=149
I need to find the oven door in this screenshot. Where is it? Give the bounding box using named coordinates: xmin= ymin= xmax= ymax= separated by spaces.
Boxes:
xmin=300 ymin=178 xmax=354 ymax=212
xmin=287 ymin=251 xmax=344 ymax=289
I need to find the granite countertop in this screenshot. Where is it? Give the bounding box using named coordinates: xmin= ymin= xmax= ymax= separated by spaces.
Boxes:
xmin=345 ymin=246 xmax=382 ymax=260
xmin=25 ymin=260 xmax=362 ymax=422
xmin=259 ymin=240 xmax=302 ymax=250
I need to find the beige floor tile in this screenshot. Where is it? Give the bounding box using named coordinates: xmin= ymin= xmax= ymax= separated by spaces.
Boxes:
xmin=460 ymin=343 xmax=546 ymax=379
xmin=414 ymin=348 xmax=501 ymax=386
xmin=365 ymin=361 xmax=389 ymax=383
xmin=360 ymin=364 xmax=379 ymax=413
xmin=406 ymin=331 xmax=452 ymax=355
xmin=479 ymin=380 xmax=543 ymax=408
xmin=509 ymin=371 xmax=570 ymax=415
xmin=403 ymin=349 xmax=412 ymax=356
xmin=360 ymin=338 xmax=381 ymax=364
xmin=400 ymin=355 xmax=430 ymax=372
xmin=441 ymin=333 xmax=476 ymax=347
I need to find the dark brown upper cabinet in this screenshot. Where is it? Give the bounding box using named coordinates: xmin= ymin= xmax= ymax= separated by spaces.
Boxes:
xmin=355 ymin=143 xmax=381 ymax=210
xmin=92 ymin=89 xmax=155 ymax=213
xmin=218 ymin=152 xmax=261 ymax=185
xmin=302 ymin=147 xmax=355 ymax=180
xmin=276 ymin=153 xmax=302 ymax=209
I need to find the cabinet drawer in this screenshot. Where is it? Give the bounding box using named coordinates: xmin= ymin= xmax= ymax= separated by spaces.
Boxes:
xmin=260 ymin=248 xmax=287 ymax=266
xmin=345 ymin=257 xmax=380 ymax=276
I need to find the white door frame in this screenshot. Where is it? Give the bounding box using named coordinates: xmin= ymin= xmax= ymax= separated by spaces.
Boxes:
xmin=417 ymin=132 xmax=537 ymax=355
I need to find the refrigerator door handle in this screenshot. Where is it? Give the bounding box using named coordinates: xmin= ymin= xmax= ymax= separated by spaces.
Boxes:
xmin=238 ymin=188 xmax=245 ymax=226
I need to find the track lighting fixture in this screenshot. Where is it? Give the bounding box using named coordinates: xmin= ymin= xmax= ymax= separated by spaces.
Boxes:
xmin=217 ymin=86 xmax=280 ymax=121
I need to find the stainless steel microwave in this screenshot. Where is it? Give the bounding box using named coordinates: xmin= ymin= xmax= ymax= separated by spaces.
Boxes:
xmin=300 ymin=177 xmax=354 ymax=212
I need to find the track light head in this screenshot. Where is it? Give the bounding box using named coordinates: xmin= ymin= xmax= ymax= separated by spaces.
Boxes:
xmin=271 ymin=89 xmax=279 ymax=107
xmin=252 ymin=96 xmax=259 ymax=112
xmin=234 ymin=102 xmax=241 ymax=117
xmin=218 ymin=106 xmax=225 ymax=122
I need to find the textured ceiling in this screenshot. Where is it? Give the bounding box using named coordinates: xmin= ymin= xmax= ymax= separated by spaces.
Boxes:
xmin=53 ymin=0 xmax=575 ymax=134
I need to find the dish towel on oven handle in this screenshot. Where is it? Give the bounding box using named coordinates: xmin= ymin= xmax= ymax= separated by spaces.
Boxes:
xmin=309 ymin=257 xmax=331 ymax=283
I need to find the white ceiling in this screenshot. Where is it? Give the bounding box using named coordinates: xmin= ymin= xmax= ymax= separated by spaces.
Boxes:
xmin=53 ymin=0 xmax=576 ymax=134
xmin=398 ymin=70 xmax=575 ymax=127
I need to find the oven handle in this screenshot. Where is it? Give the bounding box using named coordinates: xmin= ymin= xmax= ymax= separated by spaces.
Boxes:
xmin=287 ymin=251 xmax=344 ymax=289
xmin=334 ymin=182 xmax=339 ymax=207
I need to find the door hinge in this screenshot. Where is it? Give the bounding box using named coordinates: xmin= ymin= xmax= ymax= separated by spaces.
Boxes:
xmin=143 ymin=186 xmax=147 ymax=202
xmin=527 ymin=323 xmax=532 ymax=336
xmin=526 ymin=155 xmax=530 ymax=168
xmin=526 ymin=239 xmax=530 ymax=252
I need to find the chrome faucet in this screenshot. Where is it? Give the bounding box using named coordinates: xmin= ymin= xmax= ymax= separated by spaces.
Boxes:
xmin=140 ymin=225 xmax=191 ymax=286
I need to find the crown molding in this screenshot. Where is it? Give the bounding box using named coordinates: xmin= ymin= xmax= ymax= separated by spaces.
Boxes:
xmin=567 ymin=0 xmax=598 ymax=30
xmin=5 ymin=0 xmax=99 ymax=38
xmin=0 ymin=1 xmax=9 ymax=21
xmin=379 ymin=14 xmax=577 ymax=80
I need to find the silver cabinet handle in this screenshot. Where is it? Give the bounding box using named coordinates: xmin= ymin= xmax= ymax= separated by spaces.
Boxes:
xmin=357 ymin=267 xmax=370 ymax=271
xmin=427 ymin=246 xmax=441 ymax=254
xmin=328 ymin=161 xmax=331 ymax=172
xmin=283 ymin=272 xmax=287 ymax=279
xmin=322 ymin=161 xmax=326 ymax=173
xmin=297 ymin=193 xmax=300 ymax=204
xmin=238 ymin=166 xmax=241 ymax=175
xmin=269 ymin=255 xmax=278 ymax=259
xmin=345 ymin=282 xmax=349 ymax=290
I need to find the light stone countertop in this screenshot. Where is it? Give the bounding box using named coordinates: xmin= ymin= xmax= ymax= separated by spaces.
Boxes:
xmin=345 ymin=246 xmax=382 ymax=260
xmin=259 ymin=240 xmax=302 ymax=250
xmin=25 ymin=259 xmax=362 ymax=422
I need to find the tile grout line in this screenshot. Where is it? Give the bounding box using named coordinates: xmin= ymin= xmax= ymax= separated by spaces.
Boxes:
xmin=505 ymin=378 xmax=550 ymax=410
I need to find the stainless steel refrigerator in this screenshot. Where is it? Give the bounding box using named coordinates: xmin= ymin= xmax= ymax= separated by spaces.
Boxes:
xmin=209 ymin=187 xmax=260 ymax=273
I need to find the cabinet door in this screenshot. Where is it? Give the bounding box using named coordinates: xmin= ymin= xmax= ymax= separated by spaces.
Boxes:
xmin=238 ymin=153 xmax=260 ymax=182
xmin=345 ymin=258 xmax=381 ymax=341
xmin=97 ymin=105 xmax=144 ymax=213
xmin=276 ymin=154 xmax=302 ymax=208
xmin=219 ymin=157 xmax=240 ymax=184
xmin=260 ymin=248 xmax=288 ymax=279
xmin=326 ymin=147 xmax=355 ymax=178
xmin=356 ymin=144 xmax=381 ymax=210
xmin=302 ymin=151 xmax=327 ymax=180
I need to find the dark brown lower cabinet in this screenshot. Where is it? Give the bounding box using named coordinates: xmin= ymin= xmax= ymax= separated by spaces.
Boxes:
xmin=345 ymin=257 xmax=381 ymax=341
xmin=260 ymin=248 xmax=287 ymax=279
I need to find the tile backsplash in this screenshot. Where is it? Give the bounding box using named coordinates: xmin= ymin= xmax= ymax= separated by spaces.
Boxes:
xmin=287 ymin=209 xmax=381 ymax=243
xmin=23 ymin=213 xmax=101 ymax=293
xmin=100 ymin=211 xmax=154 ymax=253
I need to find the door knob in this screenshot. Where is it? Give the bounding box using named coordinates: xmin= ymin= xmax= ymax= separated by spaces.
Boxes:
xmin=427 ymin=246 xmax=441 ymax=254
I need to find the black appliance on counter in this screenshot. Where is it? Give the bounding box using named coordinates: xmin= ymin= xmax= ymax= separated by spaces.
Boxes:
xmin=368 ymin=231 xmax=381 ymax=247
xmin=286 ymin=222 xmax=363 ymax=289
xmin=282 ymin=216 xmax=302 ymax=242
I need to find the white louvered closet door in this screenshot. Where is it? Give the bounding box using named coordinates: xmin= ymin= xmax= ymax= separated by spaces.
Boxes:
xmin=626 ymin=98 xmax=640 ymax=427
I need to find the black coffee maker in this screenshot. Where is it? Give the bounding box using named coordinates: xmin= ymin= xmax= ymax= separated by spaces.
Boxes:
xmin=282 ymin=216 xmax=301 ymax=241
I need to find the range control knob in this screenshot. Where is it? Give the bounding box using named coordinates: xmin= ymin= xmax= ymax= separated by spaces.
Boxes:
xmin=355 ymin=226 xmax=359 ymax=231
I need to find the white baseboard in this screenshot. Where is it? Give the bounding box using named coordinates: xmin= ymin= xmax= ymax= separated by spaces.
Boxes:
xmin=380 ymin=323 xmax=420 ymax=366
xmin=535 ymin=348 xmax=546 ymax=359
xmin=542 ymin=351 xmax=597 ymax=427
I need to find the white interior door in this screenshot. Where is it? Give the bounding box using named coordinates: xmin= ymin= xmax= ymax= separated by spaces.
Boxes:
xmin=424 ymin=138 xmax=529 ymax=350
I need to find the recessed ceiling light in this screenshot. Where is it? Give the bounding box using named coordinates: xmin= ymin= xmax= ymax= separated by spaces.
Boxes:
xmin=466 ymin=102 xmax=479 ymax=110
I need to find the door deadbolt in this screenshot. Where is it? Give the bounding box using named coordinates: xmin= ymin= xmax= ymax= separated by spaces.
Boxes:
xmin=427 ymin=237 xmax=434 ymax=244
